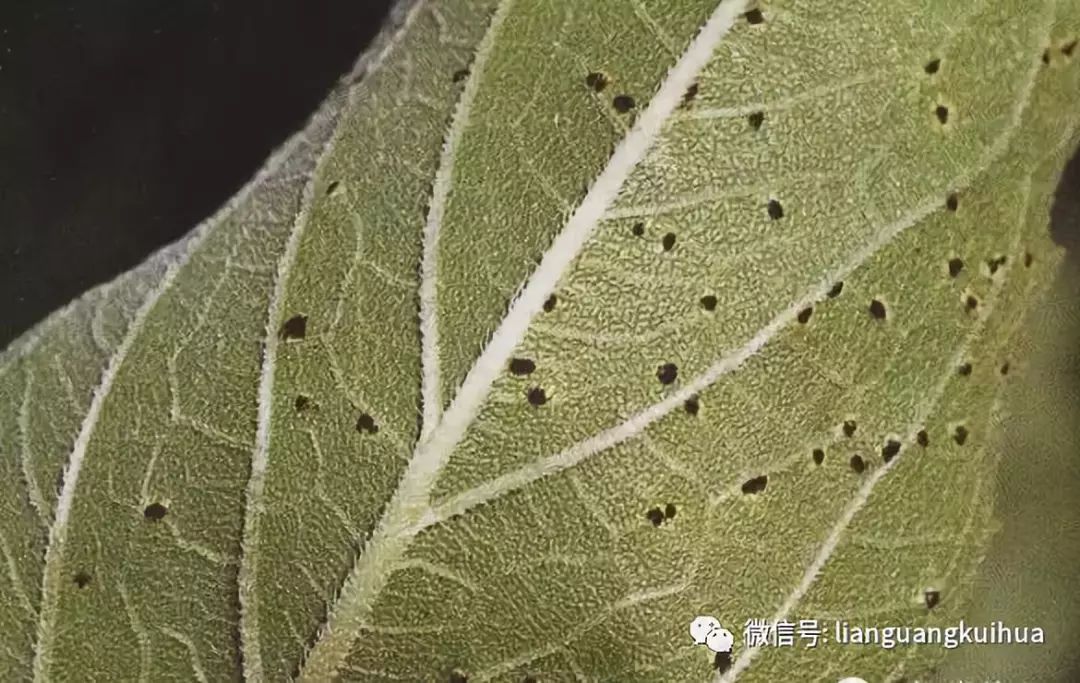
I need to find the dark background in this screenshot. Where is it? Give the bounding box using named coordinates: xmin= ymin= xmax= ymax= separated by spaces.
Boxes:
xmin=0 ymin=0 xmax=394 ymax=346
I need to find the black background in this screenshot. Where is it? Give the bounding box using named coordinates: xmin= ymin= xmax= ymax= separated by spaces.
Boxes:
xmin=0 ymin=0 xmax=394 ymax=346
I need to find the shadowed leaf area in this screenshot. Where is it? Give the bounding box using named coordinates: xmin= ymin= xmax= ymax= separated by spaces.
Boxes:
xmin=1 ymin=1 xmax=1079 ymax=681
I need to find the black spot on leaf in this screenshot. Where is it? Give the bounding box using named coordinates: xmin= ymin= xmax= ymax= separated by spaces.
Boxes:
xmin=948 ymin=257 xmax=964 ymax=277
xmin=843 ymin=420 xmax=857 ymax=437
xmin=74 ymin=571 xmax=92 ymax=588
xmin=1000 ymin=361 xmax=1010 ymax=375
xmin=741 ymin=475 xmax=768 ymax=495
xmin=646 ymin=508 xmax=664 ymax=526
xmin=881 ymin=440 xmax=902 ymax=463
xmin=684 ymin=395 xmax=700 ymax=415
xmin=745 ymin=8 xmax=765 ymax=25
xmin=631 ymin=221 xmax=645 ymax=237
xmin=924 ymin=58 xmax=941 ymax=74
xmin=356 ymin=413 xmax=379 ymax=434
xmin=682 ymin=82 xmax=699 ymax=106
xmin=849 ymin=454 xmax=866 ymax=473
xmin=812 ymin=448 xmax=825 ymax=465
xmin=925 ymin=590 xmax=941 ymax=609
xmin=509 ymin=358 xmax=536 ymax=376
xmin=797 ymin=306 xmax=813 ymax=324
xmin=935 ymin=105 xmax=950 ymax=125
xmin=869 ymin=299 xmax=887 ymax=320
xmin=143 ymin=503 xmax=168 ymax=521
xmin=714 ymin=651 xmax=732 ymax=673
xmin=664 ymin=503 xmax=677 ymax=519
xmin=917 ymin=429 xmax=929 ymax=447
xmin=965 ymin=295 xmax=979 ymax=312
xmin=1042 ymin=48 xmax=1051 ymax=65
xmin=294 ymin=395 xmax=310 ymax=412
xmin=527 ymin=387 xmax=547 ymax=406
xmin=662 ymin=232 xmax=677 ymax=251
xmin=452 ymin=68 xmax=470 ymax=82
xmin=748 ymin=111 xmax=765 ymax=130
xmin=953 ymin=425 xmax=969 ymax=446
xmin=700 ymin=295 xmax=718 ymax=311
xmin=280 ymin=315 xmax=308 ymax=340
xmin=1064 ymin=39 xmax=1078 ymax=57
xmin=543 ymin=295 xmax=558 ymax=312
xmin=585 ymin=71 xmax=608 ymax=91
xmin=1024 ymin=251 xmax=1034 ymax=267
xmin=449 ymin=672 xmax=468 ymax=683
xmin=657 ymin=363 xmax=678 ymax=385
xmin=325 ymin=181 xmax=340 ymax=196
xmin=767 ymin=199 xmax=784 ymax=220
xmin=957 ymin=362 xmax=972 ymax=376
xmin=827 ymin=281 xmax=844 ymax=298
xmin=613 ymin=94 xmax=636 ymax=113
xmin=946 ymin=192 xmax=959 ymax=212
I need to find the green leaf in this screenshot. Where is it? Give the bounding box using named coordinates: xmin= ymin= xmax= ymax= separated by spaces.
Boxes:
xmin=3 ymin=0 xmax=1080 ymax=681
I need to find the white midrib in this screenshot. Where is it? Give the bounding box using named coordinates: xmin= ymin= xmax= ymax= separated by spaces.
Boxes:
xmin=296 ymin=1 xmax=753 ymax=679
xmin=237 ymin=1 xmax=432 ymax=680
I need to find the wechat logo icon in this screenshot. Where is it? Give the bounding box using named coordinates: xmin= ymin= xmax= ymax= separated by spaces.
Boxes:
xmin=689 ymin=616 xmax=735 ymax=654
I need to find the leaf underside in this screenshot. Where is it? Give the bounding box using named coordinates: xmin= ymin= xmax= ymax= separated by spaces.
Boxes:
xmin=2 ymin=1 xmax=1080 ymax=682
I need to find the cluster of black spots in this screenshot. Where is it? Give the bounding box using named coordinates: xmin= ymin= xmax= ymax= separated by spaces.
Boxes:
xmin=796 ymin=306 xmax=813 ymax=324
xmin=452 ymin=68 xmax=470 ymax=83
xmin=714 ymin=651 xmax=733 ymax=673
xmin=748 ymin=111 xmax=765 ymax=131
xmin=543 ymin=295 xmax=558 ymax=312
xmin=741 ymin=475 xmax=768 ymax=495
xmin=526 ymin=387 xmax=548 ymax=406
xmin=509 ymin=358 xmax=536 ymax=376
xmin=74 ymin=571 xmax=92 ymax=589
xmin=868 ymin=299 xmax=887 ymax=320
xmin=965 ymin=294 xmax=979 ymax=313
xmin=144 ymin=503 xmax=168 ymax=522
xmin=613 ymin=94 xmax=636 ymax=113
xmin=953 ymin=425 xmax=969 ymax=446
xmin=881 ymin=439 xmax=902 ymax=463
xmin=682 ymin=82 xmax=700 ymax=106
xmin=645 ymin=507 xmax=667 ymax=526
xmin=700 ymin=294 xmax=718 ymax=311
xmin=324 ymin=180 xmax=340 ymax=197
xmin=1024 ymin=251 xmax=1034 ymax=267
xmin=294 ymin=395 xmax=311 ymax=412
xmin=657 ymin=362 xmax=679 ymax=385
xmin=987 ymin=255 xmax=1007 ymax=274
xmin=767 ymin=199 xmax=784 ymax=220
xmin=925 ymin=590 xmax=941 ymax=610
xmin=957 ymin=362 xmax=973 ymax=376
xmin=935 ymin=104 xmax=950 ymax=125
xmin=745 ymin=8 xmax=765 ymax=25
xmin=356 ymin=413 xmax=379 ymax=434
xmin=662 ymin=232 xmax=677 ymax=251
xmin=812 ymin=448 xmax=825 ymax=465
xmin=631 ymin=221 xmax=645 ymax=237
xmin=585 ymin=71 xmax=608 ymax=92
xmin=924 ymin=58 xmax=941 ymax=75
xmin=945 ymin=192 xmax=960 ymax=212
xmin=849 ymin=454 xmax=867 ymax=473
xmin=1000 ymin=361 xmax=1010 ymax=375
xmin=1064 ymin=39 xmax=1078 ymax=57
xmin=916 ymin=429 xmax=929 ymax=447
xmin=827 ymin=281 xmax=844 ymax=298
xmin=449 ymin=672 xmax=468 ymax=683
xmin=948 ymin=257 xmax=964 ymax=277
xmin=842 ymin=420 xmax=858 ymax=437
xmin=684 ymin=395 xmax=701 ymax=415
xmin=280 ymin=314 xmax=308 ymax=340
